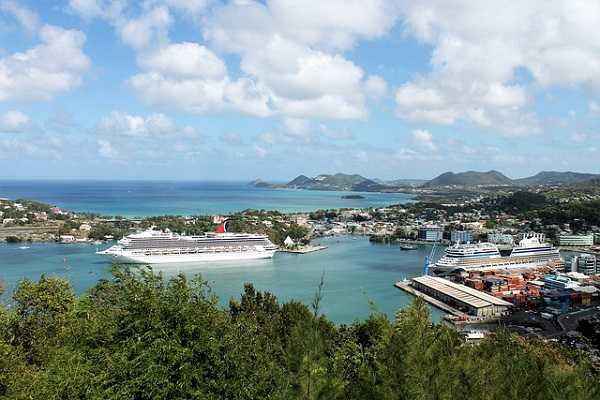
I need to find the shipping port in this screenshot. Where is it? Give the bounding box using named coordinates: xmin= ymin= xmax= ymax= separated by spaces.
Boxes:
xmin=397 ymin=251 xmax=600 ymax=343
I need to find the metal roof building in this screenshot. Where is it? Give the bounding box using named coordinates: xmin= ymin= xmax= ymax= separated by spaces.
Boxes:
xmin=411 ymin=276 xmax=512 ymax=317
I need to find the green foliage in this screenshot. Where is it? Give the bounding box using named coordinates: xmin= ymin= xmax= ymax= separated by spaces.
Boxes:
xmin=0 ymin=269 xmax=598 ymax=399
xmin=533 ymin=199 xmax=600 ymax=229
xmin=87 ymin=223 xmax=129 ymax=240
xmin=499 ymin=191 xmax=548 ymax=213
xmin=141 ymin=216 xmax=216 ymax=235
xmin=58 ymin=220 xmax=81 ymax=236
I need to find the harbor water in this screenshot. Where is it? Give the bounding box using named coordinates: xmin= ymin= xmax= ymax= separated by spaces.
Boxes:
xmin=0 ymin=236 xmax=442 ymax=324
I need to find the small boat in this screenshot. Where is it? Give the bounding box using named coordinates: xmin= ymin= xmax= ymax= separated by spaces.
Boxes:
xmin=18 ymin=246 xmax=30 ymax=250
xmin=400 ymin=244 xmax=417 ymax=251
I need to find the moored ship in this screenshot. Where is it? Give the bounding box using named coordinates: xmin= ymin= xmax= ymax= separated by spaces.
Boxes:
xmin=432 ymin=236 xmax=563 ymax=273
xmin=97 ymin=225 xmax=278 ymax=264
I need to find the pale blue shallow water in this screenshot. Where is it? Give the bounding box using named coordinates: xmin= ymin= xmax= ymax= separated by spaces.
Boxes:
xmin=0 ymin=236 xmax=442 ymax=324
xmin=0 ymin=180 xmax=414 ymax=217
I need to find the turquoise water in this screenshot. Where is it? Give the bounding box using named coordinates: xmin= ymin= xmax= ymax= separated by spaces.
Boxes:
xmin=0 ymin=180 xmax=414 ymax=217
xmin=0 ymin=236 xmax=442 ymax=324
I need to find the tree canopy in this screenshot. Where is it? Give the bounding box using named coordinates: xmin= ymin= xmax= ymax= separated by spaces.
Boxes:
xmin=0 ymin=267 xmax=597 ymax=399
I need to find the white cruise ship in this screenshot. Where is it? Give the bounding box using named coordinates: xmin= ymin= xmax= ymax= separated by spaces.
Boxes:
xmin=433 ymin=236 xmax=562 ymax=273
xmin=97 ymin=228 xmax=278 ymax=264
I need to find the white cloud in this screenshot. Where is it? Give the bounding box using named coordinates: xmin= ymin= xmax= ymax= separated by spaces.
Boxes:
xmin=395 ymin=1 xmax=600 ymax=136
xmin=69 ymin=0 xmax=390 ymax=120
xmin=203 ymin=0 xmax=399 ymax=120
xmin=68 ymin=0 xmax=105 ymax=19
xmin=208 ymin=0 xmax=399 ymax=53
xmin=96 ymin=111 xmax=195 ymax=137
xmin=0 ymin=12 xmax=90 ymax=102
xmin=163 ymin=0 xmax=212 ymax=15
xmin=320 ymin=124 xmax=354 ymax=140
xmin=282 ymin=118 xmax=310 ymax=137
xmin=97 ymin=139 xmax=119 ymax=159
xmin=411 ymin=129 xmax=437 ymax=151
xmin=129 ymin=71 xmax=228 ymax=114
xmin=139 ymin=42 xmax=226 ymax=79
xmin=364 ymin=75 xmax=388 ymax=99
xmin=119 ymin=6 xmax=171 ymax=50
xmin=0 ymin=0 xmax=40 ymax=33
xmin=0 ymin=110 xmax=29 ymax=133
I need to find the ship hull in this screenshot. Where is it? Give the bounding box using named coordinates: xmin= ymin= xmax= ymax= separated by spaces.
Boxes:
xmin=110 ymin=250 xmax=277 ymax=264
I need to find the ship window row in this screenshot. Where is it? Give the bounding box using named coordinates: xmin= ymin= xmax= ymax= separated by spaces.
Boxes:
xmin=126 ymin=240 xmax=273 ymax=250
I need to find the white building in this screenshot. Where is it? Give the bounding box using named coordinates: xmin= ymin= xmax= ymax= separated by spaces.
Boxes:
xmin=559 ymin=234 xmax=594 ymax=247
xmin=419 ymin=224 xmax=443 ymax=242
xmin=60 ymin=235 xmax=76 ymax=243
xmin=451 ymin=230 xmax=473 ymax=244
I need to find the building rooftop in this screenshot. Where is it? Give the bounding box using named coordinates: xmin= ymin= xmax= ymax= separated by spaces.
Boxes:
xmin=412 ymin=276 xmax=513 ymax=309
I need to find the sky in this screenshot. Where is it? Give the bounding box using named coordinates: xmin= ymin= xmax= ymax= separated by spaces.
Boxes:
xmin=0 ymin=0 xmax=599 ymax=181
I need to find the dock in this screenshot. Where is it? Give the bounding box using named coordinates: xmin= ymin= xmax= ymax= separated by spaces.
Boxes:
xmin=395 ymin=280 xmax=466 ymax=317
xmin=395 ymin=277 xmax=512 ymax=325
xmin=280 ymin=245 xmax=328 ymax=254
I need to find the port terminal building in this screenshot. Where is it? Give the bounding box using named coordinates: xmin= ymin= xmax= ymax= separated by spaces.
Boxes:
xmin=411 ymin=276 xmax=512 ymax=318
xmin=559 ymin=234 xmax=594 ymax=247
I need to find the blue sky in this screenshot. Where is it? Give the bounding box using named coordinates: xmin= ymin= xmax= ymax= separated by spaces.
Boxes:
xmin=1 ymin=0 xmax=599 ymax=181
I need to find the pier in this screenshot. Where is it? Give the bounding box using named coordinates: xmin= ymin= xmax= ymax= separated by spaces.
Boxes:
xmin=395 ymin=280 xmax=467 ymax=317
xmin=395 ymin=276 xmax=512 ymax=325
xmin=280 ymin=245 xmax=328 ymax=254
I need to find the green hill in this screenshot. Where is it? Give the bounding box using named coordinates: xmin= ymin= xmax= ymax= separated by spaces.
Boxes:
xmin=423 ymin=170 xmax=513 ymax=187
xmin=515 ymin=171 xmax=600 ymax=186
xmin=286 ymin=173 xmax=389 ymax=192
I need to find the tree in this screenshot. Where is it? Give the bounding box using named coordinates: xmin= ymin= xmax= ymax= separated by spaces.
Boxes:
xmin=0 ymin=268 xmax=598 ymax=399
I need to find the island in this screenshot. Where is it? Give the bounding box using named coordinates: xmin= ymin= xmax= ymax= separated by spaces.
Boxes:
xmin=341 ymin=194 xmax=365 ymax=200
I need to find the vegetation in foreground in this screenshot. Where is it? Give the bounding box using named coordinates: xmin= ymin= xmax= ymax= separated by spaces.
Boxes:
xmin=0 ymin=267 xmax=598 ymax=400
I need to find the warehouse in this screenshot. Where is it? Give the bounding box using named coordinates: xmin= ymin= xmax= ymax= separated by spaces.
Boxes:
xmin=411 ymin=276 xmax=512 ymax=318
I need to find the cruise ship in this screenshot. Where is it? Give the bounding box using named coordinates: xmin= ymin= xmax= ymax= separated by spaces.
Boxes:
xmin=97 ymin=226 xmax=278 ymax=264
xmin=432 ymin=236 xmax=562 ymax=273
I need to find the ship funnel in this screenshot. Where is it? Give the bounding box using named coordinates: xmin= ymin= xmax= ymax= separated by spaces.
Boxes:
xmin=215 ymin=219 xmax=231 ymax=233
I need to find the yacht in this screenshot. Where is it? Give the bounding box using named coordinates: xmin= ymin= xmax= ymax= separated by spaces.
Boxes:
xmin=97 ymin=227 xmax=278 ymax=264
xmin=433 ymin=236 xmax=562 ymax=273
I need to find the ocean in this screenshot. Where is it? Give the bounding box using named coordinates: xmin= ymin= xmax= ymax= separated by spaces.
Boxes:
xmin=0 ymin=180 xmax=431 ymax=324
xmin=0 ymin=236 xmax=442 ymax=324
xmin=0 ymin=180 xmax=414 ymax=217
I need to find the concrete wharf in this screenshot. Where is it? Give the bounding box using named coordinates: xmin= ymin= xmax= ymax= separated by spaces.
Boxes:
xmin=395 ymin=280 xmax=467 ymax=318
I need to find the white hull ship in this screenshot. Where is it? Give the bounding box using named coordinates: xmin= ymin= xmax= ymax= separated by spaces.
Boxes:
xmin=97 ymin=225 xmax=278 ymax=264
xmin=432 ymin=236 xmax=563 ymax=274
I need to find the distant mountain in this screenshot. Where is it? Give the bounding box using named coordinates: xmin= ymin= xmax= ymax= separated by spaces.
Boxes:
xmin=248 ymin=179 xmax=273 ymax=188
xmin=286 ymin=173 xmax=389 ymax=192
xmin=287 ymin=175 xmax=317 ymax=188
xmin=514 ymin=171 xmax=600 ymax=186
xmin=423 ymin=170 xmax=513 ymax=188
